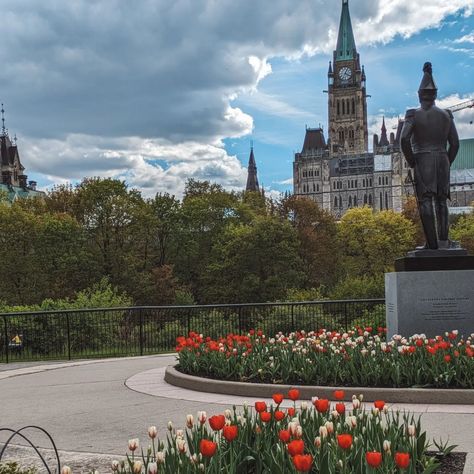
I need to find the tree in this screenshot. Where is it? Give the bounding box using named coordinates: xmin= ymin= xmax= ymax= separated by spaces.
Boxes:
xmin=282 ymin=196 xmax=341 ymax=288
xmin=203 ymin=216 xmax=305 ymax=303
xmin=402 ymin=196 xmax=424 ymax=246
xmin=338 ymin=207 xmax=416 ymax=277
xmin=451 ymin=211 xmax=474 ymax=253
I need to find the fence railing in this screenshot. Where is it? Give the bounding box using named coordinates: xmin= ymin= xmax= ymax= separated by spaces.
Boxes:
xmin=0 ymin=299 xmax=385 ymax=363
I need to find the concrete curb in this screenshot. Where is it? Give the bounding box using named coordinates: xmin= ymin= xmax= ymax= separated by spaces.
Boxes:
xmin=0 ymin=353 xmax=174 ymax=381
xmin=165 ymin=365 xmax=474 ymax=404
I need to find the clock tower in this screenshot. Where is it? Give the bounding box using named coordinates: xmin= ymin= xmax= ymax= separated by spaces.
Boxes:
xmin=328 ymin=0 xmax=368 ymax=155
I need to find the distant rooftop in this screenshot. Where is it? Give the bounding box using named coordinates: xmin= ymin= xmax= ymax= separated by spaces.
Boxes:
xmin=452 ymin=138 xmax=474 ymax=171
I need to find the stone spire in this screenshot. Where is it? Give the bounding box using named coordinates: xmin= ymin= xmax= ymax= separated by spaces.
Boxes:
xmin=379 ymin=116 xmax=390 ymax=147
xmin=335 ymin=0 xmax=357 ymax=62
xmin=245 ymin=145 xmax=260 ymax=192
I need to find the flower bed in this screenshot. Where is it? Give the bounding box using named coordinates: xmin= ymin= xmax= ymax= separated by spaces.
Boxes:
xmin=176 ymin=329 xmax=474 ymax=388
xmin=105 ymin=391 xmax=450 ymax=473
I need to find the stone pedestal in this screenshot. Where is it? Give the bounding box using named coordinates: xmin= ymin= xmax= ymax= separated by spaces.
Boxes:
xmin=385 ymin=269 xmax=474 ymax=339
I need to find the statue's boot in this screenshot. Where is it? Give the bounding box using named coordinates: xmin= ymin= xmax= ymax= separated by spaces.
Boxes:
xmin=419 ymin=197 xmax=438 ymax=249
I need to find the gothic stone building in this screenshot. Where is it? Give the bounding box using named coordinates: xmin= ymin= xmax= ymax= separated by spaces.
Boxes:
xmin=293 ymin=0 xmax=472 ymax=218
xmin=0 ymin=106 xmax=42 ymax=201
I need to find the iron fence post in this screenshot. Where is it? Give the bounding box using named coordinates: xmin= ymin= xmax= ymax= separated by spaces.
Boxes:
xmin=66 ymin=313 xmax=71 ymax=360
xmin=3 ymin=316 xmax=8 ymax=364
xmin=139 ymin=309 xmax=144 ymax=356
xmin=238 ymin=306 xmax=242 ymax=334
xmin=187 ymin=310 xmax=191 ymax=336
xmin=344 ymin=302 xmax=348 ymax=332
xmin=291 ymin=304 xmax=295 ymax=330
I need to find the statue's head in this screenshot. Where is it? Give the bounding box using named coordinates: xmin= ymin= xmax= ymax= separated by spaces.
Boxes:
xmin=418 ymin=62 xmax=438 ymax=104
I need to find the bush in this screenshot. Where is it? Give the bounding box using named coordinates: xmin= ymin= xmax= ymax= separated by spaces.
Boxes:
xmin=0 ymin=463 xmax=36 ymax=474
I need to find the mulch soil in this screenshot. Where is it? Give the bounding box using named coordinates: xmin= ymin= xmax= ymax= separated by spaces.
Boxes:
xmin=428 ymin=452 xmax=467 ymax=473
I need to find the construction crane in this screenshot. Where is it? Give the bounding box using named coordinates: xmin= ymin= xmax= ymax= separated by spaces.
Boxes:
xmin=392 ymin=99 xmax=474 ymax=129
xmin=447 ymin=99 xmax=474 ymax=113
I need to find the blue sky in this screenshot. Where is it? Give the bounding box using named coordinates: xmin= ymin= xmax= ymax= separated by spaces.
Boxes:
xmin=1 ymin=0 xmax=473 ymax=198
xmin=228 ymin=9 xmax=474 ymax=195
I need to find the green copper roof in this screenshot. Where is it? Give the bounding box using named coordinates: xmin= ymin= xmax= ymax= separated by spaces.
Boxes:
xmin=0 ymin=183 xmax=44 ymax=203
xmin=336 ymin=0 xmax=357 ymax=62
xmin=452 ymin=138 xmax=474 ymax=170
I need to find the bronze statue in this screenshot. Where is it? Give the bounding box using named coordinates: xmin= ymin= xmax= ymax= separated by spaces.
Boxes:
xmin=401 ymin=62 xmax=460 ymax=250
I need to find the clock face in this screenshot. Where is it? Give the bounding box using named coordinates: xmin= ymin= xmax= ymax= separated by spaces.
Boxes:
xmin=339 ymin=67 xmax=352 ymax=81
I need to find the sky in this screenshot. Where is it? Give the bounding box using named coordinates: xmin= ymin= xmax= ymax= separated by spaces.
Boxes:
xmin=1 ymin=0 xmax=474 ymax=198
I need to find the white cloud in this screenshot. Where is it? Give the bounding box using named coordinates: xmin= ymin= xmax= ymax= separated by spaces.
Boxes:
xmin=1 ymin=0 xmax=472 ymax=196
xmin=454 ymin=31 xmax=474 ymax=43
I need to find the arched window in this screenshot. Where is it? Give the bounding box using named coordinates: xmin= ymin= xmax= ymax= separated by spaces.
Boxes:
xmin=346 ymin=99 xmax=350 ymax=114
xmin=385 ymin=192 xmax=389 ymax=209
xmin=379 ymin=192 xmax=383 ymax=210
xmin=364 ymin=194 xmax=367 ymax=204
xmin=313 ymin=183 xmax=316 ymax=192
xmin=334 ymin=196 xmax=338 ymax=207
xmin=349 ymin=196 xmax=352 ymax=207
xmin=342 ymin=100 xmax=346 ymax=115
xmin=378 ymin=176 xmax=381 ymax=185
xmin=352 ymin=98 xmax=355 ymax=114
xmin=369 ymin=194 xmax=373 ymax=205
xmin=354 ymin=195 xmax=357 ymax=206
xmin=337 ymin=101 xmax=340 ymax=116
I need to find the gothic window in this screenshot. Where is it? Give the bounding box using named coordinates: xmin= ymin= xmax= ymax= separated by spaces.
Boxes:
xmin=355 ymin=180 xmax=358 ymax=188
xmin=334 ymin=196 xmax=338 ymax=207
xmin=348 ymin=196 xmax=352 ymax=208
xmin=347 ymin=99 xmax=350 ymax=115
xmin=342 ymin=100 xmax=346 ymax=115
xmin=338 ymin=129 xmax=344 ymax=143
xmin=313 ymin=183 xmax=316 ymax=192
xmin=379 ymin=192 xmax=383 ymax=210
xmin=378 ymin=176 xmax=381 ymax=185
xmin=352 ymin=98 xmax=355 ymax=114
xmin=337 ymin=101 xmax=340 ymax=116
xmin=354 ymin=195 xmax=357 ymax=206
xmin=369 ymin=194 xmax=373 ymax=205
xmin=364 ymin=194 xmax=367 ymax=204
xmin=385 ymin=192 xmax=389 ymax=209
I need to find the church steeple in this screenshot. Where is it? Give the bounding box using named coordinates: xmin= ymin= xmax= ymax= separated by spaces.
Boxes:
xmin=245 ymin=145 xmax=260 ymax=192
xmin=336 ymin=0 xmax=357 ymax=62
xmin=379 ymin=117 xmax=389 ymax=147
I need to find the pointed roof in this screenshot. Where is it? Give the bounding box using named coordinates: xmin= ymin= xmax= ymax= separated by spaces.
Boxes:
xmin=302 ymin=128 xmax=326 ymax=153
xmin=335 ymin=0 xmax=357 ymax=62
xmin=246 ymin=146 xmax=260 ymax=192
xmin=379 ymin=117 xmax=389 ymax=147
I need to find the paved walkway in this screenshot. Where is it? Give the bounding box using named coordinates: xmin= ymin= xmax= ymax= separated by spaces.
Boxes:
xmin=1 ymin=356 xmax=474 ymax=472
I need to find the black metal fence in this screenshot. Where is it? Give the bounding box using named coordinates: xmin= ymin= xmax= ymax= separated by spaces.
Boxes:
xmin=0 ymin=299 xmax=385 ymax=363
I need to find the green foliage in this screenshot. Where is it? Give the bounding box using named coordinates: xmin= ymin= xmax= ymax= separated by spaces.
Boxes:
xmin=451 ymin=211 xmax=474 ymax=253
xmin=0 ymin=463 xmax=36 ymax=474
xmin=330 ymin=275 xmax=385 ymax=300
xmin=203 ymin=216 xmax=305 ymax=303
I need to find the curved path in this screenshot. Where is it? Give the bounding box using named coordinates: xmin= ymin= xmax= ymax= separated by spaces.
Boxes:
xmin=1 ymin=356 xmax=474 ymax=472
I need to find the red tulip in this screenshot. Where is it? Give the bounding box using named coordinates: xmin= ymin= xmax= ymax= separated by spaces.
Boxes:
xmin=208 ymin=415 xmax=226 ymax=431
xmin=444 ymin=355 xmax=451 ymax=363
xmin=335 ymin=402 xmax=345 ymax=415
xmin=199 ymin=439 xmax=217 ymax=458
xmin=366 ymin=451 xmax=382 ymax=467
xmin=314 ymin=399 xmax=329 ymax=413
xmin=223 ymin=425 xmax=238 ymax=442
xmin=373 ymin=400 xmax=385 ymax=410
xmin=333 ymin=390 xmax=345 ymax=400
xmin=394 ymin=452 xmax=410 ymax=469
xmin=260 ymin=411 xmax=272 ymax=423
xmin=279 ymin=429 xmax=291 ymax=443
xmin=292 ymin=454 xmax=313 ymax=472
xmin=288 ymin=389 xmax=300 ymax=401
xmin=255 ymin=401 xmax=267 ymax=413
xmin=274 ymin=410 xmax=285 ymax=421
xmin=273 ymin=393 xmax=284 ymax=405
xmin=287 ymin=439 xmax=305 ymax=456
xmin=337 ymin=434 xmax=353 ymax=450
xmin=287 ymin=407 xmax=296 ymax=417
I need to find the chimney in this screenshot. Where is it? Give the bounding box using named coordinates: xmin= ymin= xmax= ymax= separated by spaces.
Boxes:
xmin=28 ymin=180 xmax=37 ymax=191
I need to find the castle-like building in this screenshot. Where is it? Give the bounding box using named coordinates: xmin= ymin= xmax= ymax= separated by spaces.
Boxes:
xmin=292 ymin=0 xmax=474 ymax=217
xmin=0 ymin=105 xmax=41 ymax=201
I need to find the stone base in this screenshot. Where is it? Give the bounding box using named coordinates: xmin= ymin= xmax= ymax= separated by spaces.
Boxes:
xmin=407 ymin=248 xmax=468 ymax=257
xmin=385 ymin=270 xmax=474 ymax=339
xmin=395 ymin=255 xmax=474 ymax=272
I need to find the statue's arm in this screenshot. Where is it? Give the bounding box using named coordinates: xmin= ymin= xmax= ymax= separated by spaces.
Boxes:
xmin=400 ymin=109 xmax=416 ymax=168
xmin=446 ymin=110 xmax=460 ymax=164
